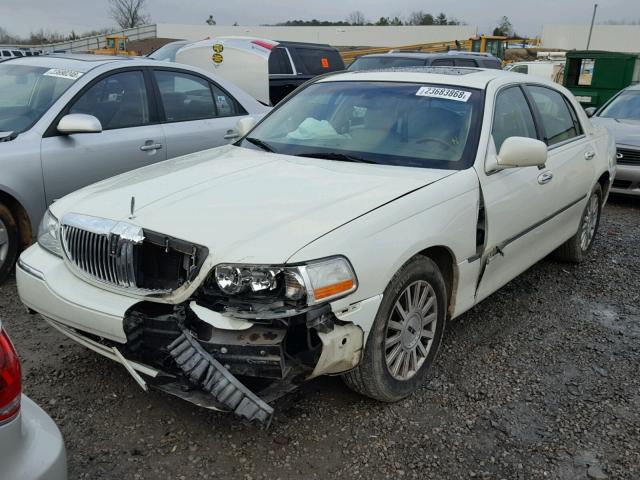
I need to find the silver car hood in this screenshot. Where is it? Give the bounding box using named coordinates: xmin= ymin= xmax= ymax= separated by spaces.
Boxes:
xmin=592 ymin=117 xmax=640 ymax=148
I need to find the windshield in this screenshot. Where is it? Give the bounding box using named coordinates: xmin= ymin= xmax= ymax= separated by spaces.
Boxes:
xmin=0 ymin=64 xmax=81 ymax=134
xmin=599 ymin=90 xmax=640 ymax=121
xmin=148 ymin=42 xmax=187 ymax=62
xmin=349 ymin=57 xmax=426 ymax=71
xmin=241 ymin=81 xmax=483 ymax=169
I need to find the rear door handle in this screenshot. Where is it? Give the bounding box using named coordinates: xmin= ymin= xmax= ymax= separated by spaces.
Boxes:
xmin=585 ymin=151 xmax=596 ymax=160
xmin=224 ymin=130 xmax=240 ymax=140
xmin=140 ymin=143 xmax=162 ymax=151
xmin=538 ymin=171 xmax=554 ymax=185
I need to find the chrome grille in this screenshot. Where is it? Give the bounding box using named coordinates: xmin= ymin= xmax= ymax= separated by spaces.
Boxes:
xmin=617 ymin=148 xmax=640 ymax=166
xmin=60 ymin=213 xmax=150 ymax=292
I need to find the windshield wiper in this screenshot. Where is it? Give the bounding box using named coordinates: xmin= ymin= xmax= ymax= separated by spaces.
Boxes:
xmin=244 ymin=137 xmax=275 ymax=153
xmin=297 ymin=152 xmax=378 ymax=164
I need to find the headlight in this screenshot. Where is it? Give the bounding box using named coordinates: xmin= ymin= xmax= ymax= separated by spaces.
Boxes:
xmin=37 ymin=209 xmax=62 ymax=257
xmin=213 ymin=256 xmax=357 ymax=306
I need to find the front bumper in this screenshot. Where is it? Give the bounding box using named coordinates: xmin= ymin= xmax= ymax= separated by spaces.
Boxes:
xmin=612 ymin=164 xmax=640 ymax=197
xmin=0 ymin=395 xmax=67 ymax=480
xmin=17 ymin=244 xmax=382 ymax=420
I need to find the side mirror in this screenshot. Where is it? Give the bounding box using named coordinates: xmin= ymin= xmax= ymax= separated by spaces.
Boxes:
xmin=497 ymin=137 xmax=548 ymax=168
xmin=584 ymin=107 xmax=597 ymax=118
xmin=236 ymin=116 xmax=256 ymax=138
xmin=57 ymin=114 xmax=102 ymax=135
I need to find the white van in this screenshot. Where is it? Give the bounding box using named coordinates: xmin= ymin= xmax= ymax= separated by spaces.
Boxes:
xmin=175 ymin=36 xmax=345 ymax=105
xmin=505 ymin=61 xmax=565 ymax=83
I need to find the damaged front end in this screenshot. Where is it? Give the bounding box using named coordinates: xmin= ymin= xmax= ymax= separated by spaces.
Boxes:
xmin=49 ymin=213 xmax=365 ymax=424
xmin=112 ymin=260 xmax=364 ymax=424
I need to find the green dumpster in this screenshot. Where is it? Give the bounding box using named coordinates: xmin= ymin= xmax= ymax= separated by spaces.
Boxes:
xmin=563 ymin=50 xmax=640 ymax=109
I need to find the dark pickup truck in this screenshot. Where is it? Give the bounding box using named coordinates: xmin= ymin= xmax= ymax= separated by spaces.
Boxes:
xmin=268 ymin=41 xmax=345 ymax=104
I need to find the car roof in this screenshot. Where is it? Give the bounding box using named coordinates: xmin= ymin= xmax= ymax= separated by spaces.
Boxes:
xmin=3 ymin=54 xmax=133 ymax=72
xmin=276 ymin=40 xmax=335 ymax=50
xmin=624 ymin=83 xmax=640 ymax=91
xmin=358 ymin=52 xmax=498 ymax=60
xmin=319 ymin=67 xmax=517 ymax=89
xmin=2 ymin=54 xmax=195 ymax=72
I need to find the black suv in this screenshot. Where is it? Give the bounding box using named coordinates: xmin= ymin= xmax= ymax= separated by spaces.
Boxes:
xmin=348 ymin=51 xmax=502 ymax=71
xmin=268 ymin=41 xmax=345 ymax=104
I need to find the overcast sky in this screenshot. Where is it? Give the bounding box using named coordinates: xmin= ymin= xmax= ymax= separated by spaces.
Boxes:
xmin=1 ymin=0 xmax=638 ymax=38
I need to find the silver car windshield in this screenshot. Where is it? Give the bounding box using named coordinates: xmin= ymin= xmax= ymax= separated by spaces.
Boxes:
xmin=0 ymin=64 xmax=81 ymax=134
xmin=600 ymin=91 xmax=640 ymax=121
xmin=243 ymin=81 xmax=483 ymax=169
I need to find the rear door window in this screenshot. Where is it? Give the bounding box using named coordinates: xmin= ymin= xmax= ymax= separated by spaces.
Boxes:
xmin=492 ymin=86 xmax=538 ymax=151
xmin=455 ymin=58 xmax=478 ymax=67
xmin=154 ymin=70 xmax=216 ymax=122
xmin=269 ymin=47 xmax=294 ymax=75
xmin=526 ymin=85 xmax=581 ymax=146
xmin=431 ymin=58 xmax=455 ymax=67
xmin=294 ymin=48 xmax=343 ymax=75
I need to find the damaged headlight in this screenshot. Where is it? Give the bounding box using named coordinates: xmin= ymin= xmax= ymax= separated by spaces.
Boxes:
xmin=37 ymin=209 xmax=62 ymax=257
xmin=213 ymin=256 xmax=358 ymax=306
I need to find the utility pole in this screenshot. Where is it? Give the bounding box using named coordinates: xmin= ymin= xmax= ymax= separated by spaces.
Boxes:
xmin=586 ymin=3 xmax=598 ymax=50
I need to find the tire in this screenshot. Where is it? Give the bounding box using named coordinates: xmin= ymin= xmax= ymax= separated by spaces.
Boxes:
xmin=0 ymin=203 xmax=19 ymax=284
xmin=553 ymin=183 xmax=602 ymax=263
xmin=342 ymin=256 xmax=447 ymax=402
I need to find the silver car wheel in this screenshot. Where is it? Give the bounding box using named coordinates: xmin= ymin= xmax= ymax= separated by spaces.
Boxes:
xmin=580 ymin=193 xmax=599 ymax=252
xmin=385 ymin=280 xmax=438 ymax=381
xmin=0 ymin=217 xmax=9 ymax=265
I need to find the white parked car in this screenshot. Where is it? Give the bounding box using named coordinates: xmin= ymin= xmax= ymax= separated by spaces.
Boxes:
xmin=16 ymin=67 xmax=615 ymax=423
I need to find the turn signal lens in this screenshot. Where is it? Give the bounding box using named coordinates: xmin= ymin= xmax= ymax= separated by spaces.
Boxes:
xmin=0 ymin=328 xmax=21 ymax=424
xmin=304 ymin=257 xmax=358 ymax=304
xmin=314 ymin=279 xmax=355 ymax=300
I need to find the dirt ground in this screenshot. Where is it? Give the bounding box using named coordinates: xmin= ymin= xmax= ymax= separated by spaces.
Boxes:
xmin=1 ymin=196 xmax=638 ymax=480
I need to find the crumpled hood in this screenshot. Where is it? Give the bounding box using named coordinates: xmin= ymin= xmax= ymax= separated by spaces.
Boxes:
xmin=592 ymin=117 xmax=640 ymax=148
xmin=52 ymin=145 xmax=454 ymax=263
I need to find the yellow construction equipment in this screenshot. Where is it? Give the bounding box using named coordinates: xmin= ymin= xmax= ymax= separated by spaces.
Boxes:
xmin=468 ymin=35 xmax=507 ymax=59
xmin=93 ymin=35 xmax=138 ymax=56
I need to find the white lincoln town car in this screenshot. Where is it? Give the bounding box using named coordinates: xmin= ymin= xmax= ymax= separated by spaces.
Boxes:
xmin=17 ymin=67 xmax=615 ymax=423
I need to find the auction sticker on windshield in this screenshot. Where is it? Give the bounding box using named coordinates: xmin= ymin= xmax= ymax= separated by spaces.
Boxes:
xmin=43 ymin=68 xmax=84 ymax=80
xmin=416 ymin=86 xmax=471 ymax=102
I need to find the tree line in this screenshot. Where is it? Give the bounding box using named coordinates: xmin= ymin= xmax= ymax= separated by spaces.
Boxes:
xmin=275 ymin=11 xmax=464 ymax=27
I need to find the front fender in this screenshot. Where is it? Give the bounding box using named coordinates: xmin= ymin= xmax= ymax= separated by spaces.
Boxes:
xmin=288 ymin=169 xmax=481 ymax=314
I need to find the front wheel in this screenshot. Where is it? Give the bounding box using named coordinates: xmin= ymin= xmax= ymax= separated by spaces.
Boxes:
xmin=342 ymin=256 xmax=447 ymax=402
xmin=553 ymin=183 xmax=602 ymax=263
xmin=0 ymin=203 xmax=19 ymax=284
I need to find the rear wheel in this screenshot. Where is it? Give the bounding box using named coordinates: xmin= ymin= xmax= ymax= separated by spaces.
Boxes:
xmin=554 ymin=184 xmax=602 ymax=263
xmin=0 ymin=203 xmax=19 ymax=283
xmin=342 ymin=256 xmax=447 ymax=402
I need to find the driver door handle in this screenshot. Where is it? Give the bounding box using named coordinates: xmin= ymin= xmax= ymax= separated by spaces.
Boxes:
xmin=140 ymin=143 xmax=162 ymax=151
xmin=538 ymin=171 xmax=554 ymax=185
xmin=585 ymin=151 xmax=596 ymax=160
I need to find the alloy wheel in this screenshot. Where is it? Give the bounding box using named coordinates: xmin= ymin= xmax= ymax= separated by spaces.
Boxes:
xmin=580 ymin=193 xmax=599 ymax=252
xmin=385 ymin=280 xmax=438 ymax=381
xmin=0 ymin=218 xmax=9 ymax=266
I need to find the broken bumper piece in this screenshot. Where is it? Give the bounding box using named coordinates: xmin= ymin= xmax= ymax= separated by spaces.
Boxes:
xmin=168 ymin=331 xmax=274 ymax=424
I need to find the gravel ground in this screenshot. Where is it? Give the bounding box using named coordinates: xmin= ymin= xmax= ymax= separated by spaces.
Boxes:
xmin=1 ymin=196 xmax=638 ymax=480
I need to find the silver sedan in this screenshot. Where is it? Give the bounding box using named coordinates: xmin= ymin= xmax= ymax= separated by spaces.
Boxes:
xmin=0 ymin=54 xmax=269 ymax=282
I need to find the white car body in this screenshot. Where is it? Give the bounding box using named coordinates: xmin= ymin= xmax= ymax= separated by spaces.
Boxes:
xmin=176 ymin=37 xmax=272 ymax=105
xmin=505 ymin=61 xmax=565 ymax=83
xmin=16 ymin=68 xmax=615 ymax=421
